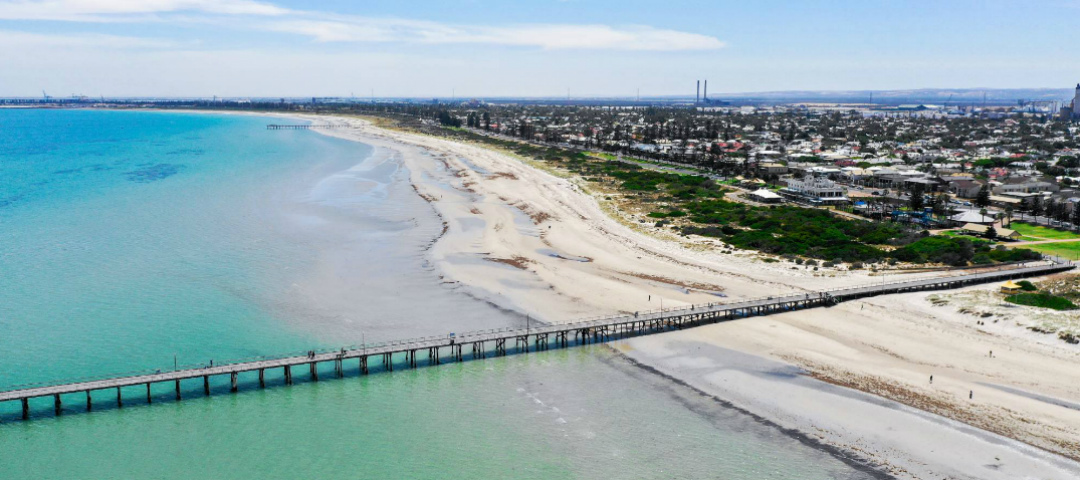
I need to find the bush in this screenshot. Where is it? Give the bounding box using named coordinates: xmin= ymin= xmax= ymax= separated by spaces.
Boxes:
xmin=1005 ymin=293 xmax=1078 ymax=311
xmin=1016 ymin=280 xmax=1037 ymax=292
xmin=851 ymin=262 xmax=863 ymax=269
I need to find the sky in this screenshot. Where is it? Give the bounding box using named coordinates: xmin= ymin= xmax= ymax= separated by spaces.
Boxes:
xmin=1 ymin=0 xmax=1079 ymax=98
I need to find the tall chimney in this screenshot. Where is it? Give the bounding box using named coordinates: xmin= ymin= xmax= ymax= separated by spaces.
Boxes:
xmin=704 ymin=80 xmax=708 ymax=101
xmin=696 ymin=81 xmax=700 ymax=103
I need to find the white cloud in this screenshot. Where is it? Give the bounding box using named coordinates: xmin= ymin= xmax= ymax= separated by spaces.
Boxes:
xmin=264 ymin=18 xmax=724 ymax=51
xmin=0 ymin=0 xmax=287 ymax=21
xmin=0 ymin=0 xmax=724 ymax=51
xmin=0 ymin=28 xmax=178 ymax=47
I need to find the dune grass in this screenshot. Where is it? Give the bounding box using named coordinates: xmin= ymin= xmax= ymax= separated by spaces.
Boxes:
xmin=1005 ymin=293 xmax=1078 ymax=311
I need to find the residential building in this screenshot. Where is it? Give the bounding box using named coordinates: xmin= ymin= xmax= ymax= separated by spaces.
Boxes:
xmin=779 ymin=176 xmax=848 ymax=206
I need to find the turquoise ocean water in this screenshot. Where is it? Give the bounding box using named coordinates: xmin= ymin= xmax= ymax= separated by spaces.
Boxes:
xmin=0 ymin=110 xmax=881 ymax=479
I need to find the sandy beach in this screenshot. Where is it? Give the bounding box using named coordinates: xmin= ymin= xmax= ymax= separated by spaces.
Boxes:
xmin=295 ymin=114 xmax=1080 ymax=479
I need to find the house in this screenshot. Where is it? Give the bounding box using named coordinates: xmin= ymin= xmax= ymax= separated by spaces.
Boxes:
xmin=949 ymin=210 xmax=996 ymax=225
xmin=748 ymin=188 xmax=783 ymax=204
xmin=993 ymin=178 xmax=1059 ymax=195
xmin=960 ymin=223 xmax=1020 ymax=240
xmin=756 ymin=163 xmax=788 ymax=175
xmin=949 ymin=180 xmax=984 ymax=199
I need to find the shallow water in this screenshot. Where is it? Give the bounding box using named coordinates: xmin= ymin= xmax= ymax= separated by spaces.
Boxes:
xmin=0 ymin=110 xmax=882 ymax=479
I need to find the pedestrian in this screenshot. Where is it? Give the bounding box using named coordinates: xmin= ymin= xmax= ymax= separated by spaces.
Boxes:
xmin=969 ymin=390 xmax=973 ymax=399
xmin=930 ymin=375 xmax=933 ymax=384
xmin=989 ymin=350 xmax=993 ymax=358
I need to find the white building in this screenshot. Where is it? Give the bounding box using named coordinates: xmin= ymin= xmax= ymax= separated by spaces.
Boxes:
xmin=1074 ymin=83 xmax=1080 ymax=118
xmin=780 ymin=176 xmax=848 ymax=206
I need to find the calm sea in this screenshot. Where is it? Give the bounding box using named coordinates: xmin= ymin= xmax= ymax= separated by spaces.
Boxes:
xmin=0 ymin=109 xmax=881 ymax=479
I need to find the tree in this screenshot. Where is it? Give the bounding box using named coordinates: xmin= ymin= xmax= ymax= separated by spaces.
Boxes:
xmin=1072 ymin=204 xmax=1080 ymax=231
xmin=983 ymin=225 xmax=997 ymax=240
xmin=1057 ymin=203 xmax=1071 ymax=224
xmin=909 ymin=183 xmax=926 ymax=211
xmin=979 ymin=208 xmax=989 ymax=224
xmin=1004 ymin=206 xmax=1013 ymax=227
xmin=932 ymin=193 xmax=949 ymax=218
xmin=975 ymin=183 xmax=991 ymax=208
xmin=1030 ymin=195 xmax=1043 ymax=217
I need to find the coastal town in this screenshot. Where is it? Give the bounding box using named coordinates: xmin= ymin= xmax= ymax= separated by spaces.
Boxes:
xmin=392 ymin=86 xmax=1080 ymax=253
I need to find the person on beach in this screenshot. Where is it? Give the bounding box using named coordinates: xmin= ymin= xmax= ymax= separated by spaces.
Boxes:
xmin=970 ymin=390 xmax=973 ymax=399
xmin=930 ymin=375 xmax=933 ymax=384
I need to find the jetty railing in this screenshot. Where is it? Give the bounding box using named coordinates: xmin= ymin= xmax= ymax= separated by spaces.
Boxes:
xmin=266 ymin=124 xmax=351 ymax=130
xmin=0 ymin=257 xmax=1071 ymax=420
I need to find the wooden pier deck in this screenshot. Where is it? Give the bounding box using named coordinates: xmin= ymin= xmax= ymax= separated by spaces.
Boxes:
xmin=1 ymin=259 xmax=1072 ymax=420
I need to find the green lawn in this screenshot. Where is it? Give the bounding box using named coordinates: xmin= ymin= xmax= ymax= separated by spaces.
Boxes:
xmin=1018 ymin=241 xmax=1080 ymax=259
xmin=1010 ymin=222 xmax=1080 ymax=240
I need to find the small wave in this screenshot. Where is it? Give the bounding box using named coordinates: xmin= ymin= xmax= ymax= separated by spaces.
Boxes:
xmin=124 ymin=164 xmax=184 ymax=183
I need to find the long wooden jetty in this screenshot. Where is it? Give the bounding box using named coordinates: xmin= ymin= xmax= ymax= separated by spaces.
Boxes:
xmin=266 ymin=124 xmax=350 ymax=130
xmin=1 ymin=259 xmax=1072 ymax=420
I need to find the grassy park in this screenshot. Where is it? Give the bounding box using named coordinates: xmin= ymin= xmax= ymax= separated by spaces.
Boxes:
xmin=1018 ymin=241 xmax=1080 ymax=259
xmin=1010 ymin=222 xmax=1080 ymax=241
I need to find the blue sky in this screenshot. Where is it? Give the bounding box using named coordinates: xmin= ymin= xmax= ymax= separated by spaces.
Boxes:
xmin=1 ymin=0 xmax=1078 ymax=97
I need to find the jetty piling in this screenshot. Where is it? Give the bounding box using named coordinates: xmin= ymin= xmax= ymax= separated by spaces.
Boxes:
xmin=0 ymin=259 xmax=1071 ymax=421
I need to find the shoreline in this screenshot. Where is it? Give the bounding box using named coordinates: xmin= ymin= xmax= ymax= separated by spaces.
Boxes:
xmin=282 ymin=112 xmax=1080 ymax=478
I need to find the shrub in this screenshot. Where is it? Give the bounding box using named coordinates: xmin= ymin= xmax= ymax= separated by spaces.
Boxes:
xmin=1005 ymin=293 xmax=1078 ymax=311
xmin=851 ymin=262 xmax=863 ymax=269
xmin=1016 ymin=280 xmax=1037 ymax=292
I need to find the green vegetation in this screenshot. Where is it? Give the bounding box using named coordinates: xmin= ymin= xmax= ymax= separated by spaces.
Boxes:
xmin=892 ymin=237 xmax=1040 ymax=266
xmin=1018 ymin=241 xmax=1080 ymax=259
xmin=379 ymin=117 xmax=1047 ymax=267
xmin=1005 ymin=293 xmax=1078 ymax=311
xmin=678 ymin=202 xmax=908 ymax=262
xmin=1009 ymin=222 xmax=1080 ymax=240
xmin=1016 ymin=280 xmax=1038 ymax=292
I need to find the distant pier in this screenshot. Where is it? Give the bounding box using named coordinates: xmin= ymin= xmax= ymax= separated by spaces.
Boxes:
xmin=266 ymin=124 xmax=350 ymax=130
xmin=0 ymin=259 xmax=1071 ymax=421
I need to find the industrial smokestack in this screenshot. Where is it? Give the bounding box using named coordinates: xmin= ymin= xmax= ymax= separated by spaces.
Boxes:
xmin=696 ymin=81 xmax=700 ymax=103
xmin=703 ymin=80 xmax=708 ymax=102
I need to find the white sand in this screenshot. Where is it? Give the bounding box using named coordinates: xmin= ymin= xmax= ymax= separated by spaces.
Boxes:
xmin=295 ymin=114 xmax=1080 ymax=479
